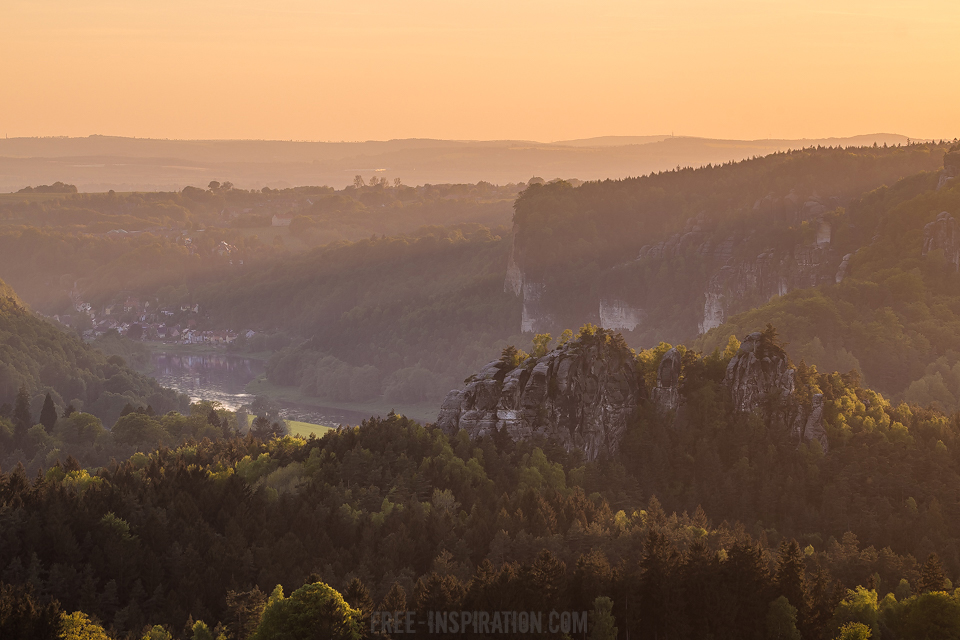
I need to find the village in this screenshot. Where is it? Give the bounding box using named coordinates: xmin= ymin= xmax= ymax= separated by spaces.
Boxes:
xmin=48 ymin=293 xmax=253 ymax=346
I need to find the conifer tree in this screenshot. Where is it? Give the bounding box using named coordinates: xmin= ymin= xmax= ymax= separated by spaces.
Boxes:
xmin=590 ymin=596 xmax=617 ymax=640
xmin=38 ymin=393 xmax=57 ymax=433
xmin=343 ymin=578 xmax=374 ymax=630
xmin=380 ymin=583 xmax=407 ymax=614
xmin=775 ymin=540 xmax=809 ymax=622
xmin=918 ymin=553 xmax=946 ymax=593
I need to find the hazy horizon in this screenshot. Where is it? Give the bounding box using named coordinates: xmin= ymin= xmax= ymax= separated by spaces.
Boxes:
xmin=0 ymin=132 xmax=924 ymax=192
xmin=3 ymin=1 xmax=958 ymax=142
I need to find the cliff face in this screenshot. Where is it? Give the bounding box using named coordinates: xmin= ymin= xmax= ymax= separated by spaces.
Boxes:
xmin=440 ymin=332 xmax=828 ymax=458
xmin=922 ymin=212 xmax=960 ymax=270
xmin=940 ymin=149 xmax=959 ymax=190
xmin=698 ymin=238 xmax=837 ymax=333
xmin=506 ymin=192 xmax=843 ymax=337
xmin=437 ymin=334 xmax=643 ymax=461
xmin=722 ymin=332 xmax=828 ymax=450
xmin=504 ymin=230 xmax=553 ymax=333
xmin=651 ymin=347 xmax=681 ymax=412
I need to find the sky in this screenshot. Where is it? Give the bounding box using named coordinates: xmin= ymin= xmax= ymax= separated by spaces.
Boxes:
xmin=2 ymin=0 xmax=958 ymax=142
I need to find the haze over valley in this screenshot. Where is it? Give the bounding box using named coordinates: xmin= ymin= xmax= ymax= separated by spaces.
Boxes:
xmin=0 ymin=133 xmax=916 ymax=192
xmin=2 ymin=1 xmax=960 ymax=639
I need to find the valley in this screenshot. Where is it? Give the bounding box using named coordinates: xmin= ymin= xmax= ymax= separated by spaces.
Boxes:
xmin=1 ymin=140 xmax=959 ymax=639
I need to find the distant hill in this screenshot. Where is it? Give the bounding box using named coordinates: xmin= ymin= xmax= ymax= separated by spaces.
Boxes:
xmin=0 ymin=133 xmax=916 ymax=192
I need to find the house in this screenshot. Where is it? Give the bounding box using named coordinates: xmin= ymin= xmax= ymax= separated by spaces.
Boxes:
xmin=123 ymin=297 xmax=140 ymax=312
xmin=272 ymin=214 xmax=293 ymax=227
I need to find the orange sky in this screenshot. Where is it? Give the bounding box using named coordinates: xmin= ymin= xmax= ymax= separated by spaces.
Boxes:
xmin=2 ymin=0 xmax=958 ymax=142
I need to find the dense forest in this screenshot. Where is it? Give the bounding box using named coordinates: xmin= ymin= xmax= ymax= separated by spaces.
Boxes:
xmin=697 ymin=144 xmax=960 ymax=408
xmin=509 ymin=143 xmax=950 ymax=339
xmin=5 ymin=326 xmax=960 ymax=638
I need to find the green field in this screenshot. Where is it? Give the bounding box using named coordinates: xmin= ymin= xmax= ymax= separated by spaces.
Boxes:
xmin=245 ymin=413 xmax=333 ymax=438
xmin=285 ymin=419 xmax=334 ymax=438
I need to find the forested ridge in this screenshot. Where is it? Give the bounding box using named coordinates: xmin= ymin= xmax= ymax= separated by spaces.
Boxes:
xmin=512 ymin=143 xmax=946 ymax=281
xmin=211 ymin=143 xmax=960 ymax=410
xmin=697 ymin=143 xmax=960 ymax=409
xmin=4 ymin=329 xmax=960 ymax=637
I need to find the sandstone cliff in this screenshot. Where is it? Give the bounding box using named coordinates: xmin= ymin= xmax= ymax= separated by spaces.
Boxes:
xmin=506 ymin=192 xmax=844 ymax=337
xmin=722 ymin=331 xmax=828 ymax=450
xmin=940 ymin=148 xmax=959 ymax=190
xmin=440 ymin=330 xmax=829 ymax=458
xmin=437 ymin=332 xmax=642 ymax=461
xmin=922 ymin=212 xmax=960 ymax=270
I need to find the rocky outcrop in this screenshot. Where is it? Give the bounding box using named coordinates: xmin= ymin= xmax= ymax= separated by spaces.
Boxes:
xmin=505 ymin=235 xmax=553 ymax=333
xmin=922 ymin=212 xmax=960 ymax=270
xmin=835 ymin=253 xmax=854 ymax=283
xmin=698 ymin=243 xmax=835 ymax=333
xmin=723 ymin=332 xmax=828 ymax=450
xmin=599 ymin=298 xmax=644 ymax=331
xmin=724 ymin=332 xmax=796 ymax=412
xmin=441 ymin=331 xmax=830 ymax=458
xmin=940 ymin=150 xmax=960 ymax=191
xmin=652 ymin=347 xmax=681 ymax=413
xmin=437 ymin=334 xmax=642 ymax=461
xmin=520 ymin=282 xmax=549 ymax=333
xmin=629 ymin=201 xmax=841 ymax=335
xmin=506 ymin=191 xmax=844 ymax=336
xmin=795 ymin=394 xmax=828 ymax=451
xmin=504 ymin=242 xmax=523 ymax=296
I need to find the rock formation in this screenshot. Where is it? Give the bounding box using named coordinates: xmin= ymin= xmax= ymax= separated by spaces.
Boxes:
xmin=922 ymin=212 xmax=960 ymax=270
xmin=506 ymin=192 xmax=844 ymax=336
xmin=940 ymin=149 xmax=960 ymax=191
xmin=651 ymin=347 xmax=681 ymax=412
xmin=437 ymin=333 xmax=642 ymax=461
xmin=440 ymin=330 xmax=829 ymax=458
xmin=723 ymin=332 xmax=828 ymax=450
xmin=599 ymin=298 xmax=644 ymax=331
xmin=698 ymin=242 xmax=836 ymax=333
xmin=835 ymin=253 xmax=854 ymax=283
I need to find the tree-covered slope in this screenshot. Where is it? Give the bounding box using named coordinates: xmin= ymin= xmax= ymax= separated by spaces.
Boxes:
xmin=509 ymin=142 xmax=950 ymax=341
xmin=5 ymin=350 xmax=960 ymax=639
xmin=202 ymin=225 xmax=523 ymax=404
xmin=697 ymin=146 xmax=960 ymax=408
xmin=0 ymin=278 xmax=187 ymax=434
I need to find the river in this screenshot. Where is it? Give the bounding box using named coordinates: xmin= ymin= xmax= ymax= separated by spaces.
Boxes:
xmin=151 ymin=352 xmax=373 ymax=427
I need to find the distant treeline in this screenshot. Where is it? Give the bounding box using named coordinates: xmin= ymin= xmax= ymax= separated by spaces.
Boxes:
xmin=0 ymin=180 xmax=520 ymax=312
